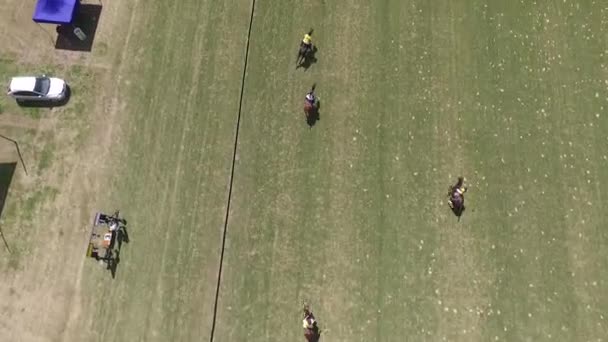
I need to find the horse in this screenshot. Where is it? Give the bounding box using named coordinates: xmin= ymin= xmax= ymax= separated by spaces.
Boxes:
xmin=302 ymin=306 xmax=320 ymax=342
xmin=304 ymin=100 xmax=319 ymax=127
xmin=304 ymin=327 xmax=320 ymax=342
xmin=297 ymin=43 xmax=314 ymax=66
xmin=447 ymin=177 xmax=467 ymax=217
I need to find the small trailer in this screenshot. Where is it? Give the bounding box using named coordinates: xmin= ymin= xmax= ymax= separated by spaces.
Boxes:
xmin=86 ymin=211 xmax=128 ymax=273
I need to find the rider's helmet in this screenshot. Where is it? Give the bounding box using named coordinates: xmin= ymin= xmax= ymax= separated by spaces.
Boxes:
xmin=303 ymin=34 xmax=312 ymax=45
xmin=306 ymin=93 xmax=315 ymax=102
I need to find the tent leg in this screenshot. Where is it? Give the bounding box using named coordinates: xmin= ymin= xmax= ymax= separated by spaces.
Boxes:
xmin=36 ymin=22 xmax=55 ymax=47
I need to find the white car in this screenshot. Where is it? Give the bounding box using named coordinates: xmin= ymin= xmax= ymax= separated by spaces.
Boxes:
xmin=7 ymin=76 xmax=67 ymax=102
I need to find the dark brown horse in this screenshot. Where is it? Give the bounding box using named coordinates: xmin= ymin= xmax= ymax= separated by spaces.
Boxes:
xmin=303 ymin=305 xmax=320 ymax=342
xmin=447 ymin=176 xmax=467 ymax=217
xmin=304 ymin=329 xmax=320 ymax=342
xmin=297 ymin=43 xmax=313 ymax=66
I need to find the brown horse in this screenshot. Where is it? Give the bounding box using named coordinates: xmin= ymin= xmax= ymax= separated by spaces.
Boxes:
xmin=304 ymin=100 xmax=319 ymax=127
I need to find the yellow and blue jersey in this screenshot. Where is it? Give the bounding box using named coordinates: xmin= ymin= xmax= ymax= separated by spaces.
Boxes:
xmin=303 ymin=34 xmax=312 ymax=45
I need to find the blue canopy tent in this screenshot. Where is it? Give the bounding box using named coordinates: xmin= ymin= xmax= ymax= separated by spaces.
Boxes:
xmin=32 ymin=0 xmax=79 ymax=25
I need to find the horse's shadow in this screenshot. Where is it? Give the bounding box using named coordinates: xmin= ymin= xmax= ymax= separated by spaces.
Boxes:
xmin=306 ymin=100 xmax=321 ymax=127
xmin=298 ymin=46 xmax=318 ymax=71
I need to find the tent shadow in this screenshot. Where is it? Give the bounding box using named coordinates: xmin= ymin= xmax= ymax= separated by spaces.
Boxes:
xmin=55 ymin=4 xmax=102 ymax=52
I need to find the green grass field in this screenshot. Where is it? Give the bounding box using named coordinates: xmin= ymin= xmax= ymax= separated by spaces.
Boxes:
xmin=2 ymin=0 xmax=608 ymax=341
xmin=215 ymin=1 xmax=608 ymax=341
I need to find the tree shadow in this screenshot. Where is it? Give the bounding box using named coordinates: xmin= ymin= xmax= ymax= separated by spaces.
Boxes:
xmin=0 ymin=162 xmax=16 ymax=253
xmin=16 ymin=85 xmax=71 ymax=108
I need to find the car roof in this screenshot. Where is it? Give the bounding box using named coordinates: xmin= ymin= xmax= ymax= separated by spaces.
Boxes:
xmin=9 ymin=77 xmax=37 ymax=92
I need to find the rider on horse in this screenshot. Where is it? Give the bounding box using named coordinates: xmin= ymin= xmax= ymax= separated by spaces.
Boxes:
xmin=301 ymin=302 xmax=320 ymax=342
xmin=302 ymin=312 xmax=316 ymax=329
xmin=296 ymin=30 xmax=315 ymax=67
xmin=303 ymin=86 xmax=319 ymax=127
xmin=305 ymin=89 xmax=316 ymax=106
xmin=301 ymin=33 xmax=313 ymax=52
xmin=448 ymin=177 xmax=467 ymax=210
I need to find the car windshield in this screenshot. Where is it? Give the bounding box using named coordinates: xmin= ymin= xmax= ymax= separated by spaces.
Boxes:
xmin=33 ymin=77 xmax=51 ymax=95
